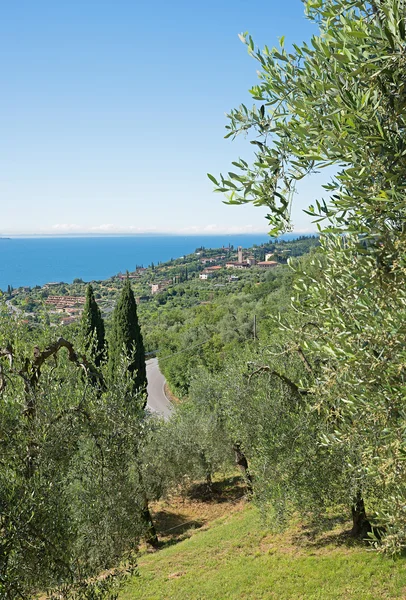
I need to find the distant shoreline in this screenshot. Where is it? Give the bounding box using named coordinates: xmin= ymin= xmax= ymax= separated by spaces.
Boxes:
xmin=0 ymin=232 xmax=317 ymax=240
xmin=0 ymin=233 xmax=318 ymax=290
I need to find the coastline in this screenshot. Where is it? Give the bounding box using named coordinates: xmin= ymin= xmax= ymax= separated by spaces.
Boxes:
xmin=0 ymin=233 xmax=317 ymax=290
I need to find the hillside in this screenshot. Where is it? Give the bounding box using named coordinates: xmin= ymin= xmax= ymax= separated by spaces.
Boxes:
xmin=121 ymin=498 xmax=406 ymax=600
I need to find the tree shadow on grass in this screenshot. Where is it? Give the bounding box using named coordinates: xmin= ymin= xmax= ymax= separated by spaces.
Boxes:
xmin=294 ymin=526 xmax=362 ymax=550
xmin=291 ymin=513 xmax=390 ymax=551
xmin=152 ymin=510 xmax=204 ymax=548
xmin=150 ymin=476 xmax=247 ymax=550
xmin=187 ymin=475 xmax=246 ymax=504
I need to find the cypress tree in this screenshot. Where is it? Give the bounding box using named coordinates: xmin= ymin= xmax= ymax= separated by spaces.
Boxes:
xmin=109 ymin=277 xmax=147 ymax=392
xmin=109 ymin=278 xmax=157 ymax=546
xmin=81 ymin=284 xmax=106 ymax=366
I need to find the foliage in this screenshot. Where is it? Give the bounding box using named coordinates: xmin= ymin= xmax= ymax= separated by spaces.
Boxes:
xmin=210 ymin=0 xmax=406 ymax=236
xmin=141 ymin=405 xmax=234 ymax=500
xmin=81 ymin=284 xmax=106 ymax=366
xmin=109 ymin=278 xmax=147 ymax=394
xmin=293 ymin=236 xmax=406 ymax=550
xmin=187 ymin=339 xmax=352 ymax=523
xmin=210 ymin=0 xmax=406 ymax=551
xmin=155 ymin=262 xmax=297 ymax=397
xmin=0 ymin=319 xmax=146 ymax=598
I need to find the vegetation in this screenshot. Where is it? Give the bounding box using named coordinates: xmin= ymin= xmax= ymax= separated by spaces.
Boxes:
xmin=0 ymin=236 xmax=323 ymax=597
xmin=209 ymin=0 xmax=406 ymax=554
xmin=0 ymin=275 xmax=156 ymax=596
xmin=146 ymin=257 xmax=300 ymax=397
xmin=109 ymin=277 xmax=147 ymax=395
xmin=3 ymin=0 xmax=406 ymax=595
xmin=81 ymin=284 xmax=106 ymax=366
xmin=0 ymin=323 xmax=144 ymax=598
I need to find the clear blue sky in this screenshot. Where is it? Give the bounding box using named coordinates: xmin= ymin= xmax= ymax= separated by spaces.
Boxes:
xmin=1 ymin=0 xmax=324 ymax=235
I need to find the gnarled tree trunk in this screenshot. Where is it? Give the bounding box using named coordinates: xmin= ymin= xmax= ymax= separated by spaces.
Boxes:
xmin=137 ymin=467 xmax=159 ymax=548
xmin=141 ymin=493 xmax=159 ymax=548
xmin=351 ymin=491 xmax=371 ymax=538
xmin=233 ymin=442 xmax=253 ymax=493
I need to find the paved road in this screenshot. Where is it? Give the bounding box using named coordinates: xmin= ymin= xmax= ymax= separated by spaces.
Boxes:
xmin=6 ymin=300 xmax=22 ymax=316
xmin=146 ymin=357 xmax=173 ymax=420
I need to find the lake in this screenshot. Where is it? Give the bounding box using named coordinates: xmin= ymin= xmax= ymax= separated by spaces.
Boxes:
xmin=0 ymin=233 xmax=308 ymax=289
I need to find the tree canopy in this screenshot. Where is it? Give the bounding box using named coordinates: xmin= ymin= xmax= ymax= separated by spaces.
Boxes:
xmin=81 ymin=283 xmax=106 ymax=366
xmin=209 ymin=0 xmax=406 ymax=553
xmin=109 ymin=277 xmax=147 ymax=395
xmin=210 ymin=0 xmax=406 ymax=239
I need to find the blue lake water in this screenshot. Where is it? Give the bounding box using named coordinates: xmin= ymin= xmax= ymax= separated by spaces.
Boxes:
xmin=0 ymin=233 xmax=306 ymax=290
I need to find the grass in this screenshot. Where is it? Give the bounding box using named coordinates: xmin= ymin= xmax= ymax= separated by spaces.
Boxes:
xmin=120 ymin=484 xmax=406 ymax=600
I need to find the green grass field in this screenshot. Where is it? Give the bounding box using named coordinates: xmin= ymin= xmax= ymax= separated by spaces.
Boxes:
xmin=120 ymin=504 xmax=406 ymax=600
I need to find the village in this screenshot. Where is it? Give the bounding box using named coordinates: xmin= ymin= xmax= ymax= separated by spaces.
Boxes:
xmin=4 ymin=238 xmax=315 ymax=328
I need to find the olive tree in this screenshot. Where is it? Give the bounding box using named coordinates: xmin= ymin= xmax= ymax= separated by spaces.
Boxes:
xmin=0 ymin=324 xmax=146 ymax=598
xmin=210 ymin=0 xmax=406 ymax=551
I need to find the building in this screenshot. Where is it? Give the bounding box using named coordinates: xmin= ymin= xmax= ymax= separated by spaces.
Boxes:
xmin=61 ymin=316 xmax=78 ymax=325
xmin=199 ymin=266 xmax=221 ymax=280
xmin=237 ymin=246 xmax=243 ymax=263
xmin=151 ymin=283 xmax=161 ymax=294
xmin=225 ymin=261 xmax=250 ymax=269
xmin=257 ymin=261 xmax=278 ymax=269
xmin=200 ymin=257 xmax=216 ymax=265
xmin=151 ymin=283 xmax=165 ymax=294
xmin=118 ymin=273 xmax=139 ymax=280
xmin=205 ymin=266 xmax=222 ymax=272
xmin=45 ymin=296 xmax=86 ymax=308
xmin=265 ymin=253 xmax=274 ymax=261
xmin=151 ymin=280 xmax=172 ymax=294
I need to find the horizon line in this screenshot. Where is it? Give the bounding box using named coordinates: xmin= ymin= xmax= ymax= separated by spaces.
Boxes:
xmin=0 ymin=231 xmax=318 ymax=239
xmin=0 ymin=227 xmax=318 ymax=238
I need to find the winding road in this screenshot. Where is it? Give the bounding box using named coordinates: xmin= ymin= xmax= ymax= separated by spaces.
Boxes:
xmin=146 ymin=358 xmax=173 ymax=420
xmin=6 ymin=300 xmax=22 ymax=316
xmin=4 ymin=303 xmax=171 ymax=418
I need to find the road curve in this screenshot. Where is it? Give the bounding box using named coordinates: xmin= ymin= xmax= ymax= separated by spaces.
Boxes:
xmin=146 ymin=357 xmax=173 ymax=420
xmin=6 ymin=300 xmax=22 ymax=316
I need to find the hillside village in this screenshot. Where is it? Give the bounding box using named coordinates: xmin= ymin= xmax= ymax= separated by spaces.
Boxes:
xmin=4 ymin=236 xmax=318 ymax=331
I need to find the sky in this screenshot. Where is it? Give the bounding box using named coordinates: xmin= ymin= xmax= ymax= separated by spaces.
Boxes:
xmin=0 ymin=0 xmax=327 ymax=235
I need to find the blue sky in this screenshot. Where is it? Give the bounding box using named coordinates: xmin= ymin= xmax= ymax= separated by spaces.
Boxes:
xmin=1 ymin=0 xmax=325 ymax=235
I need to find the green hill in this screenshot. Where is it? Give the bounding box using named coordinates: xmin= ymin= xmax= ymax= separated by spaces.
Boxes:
xmin=121 ymin=504 xmax=406 ymax=600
